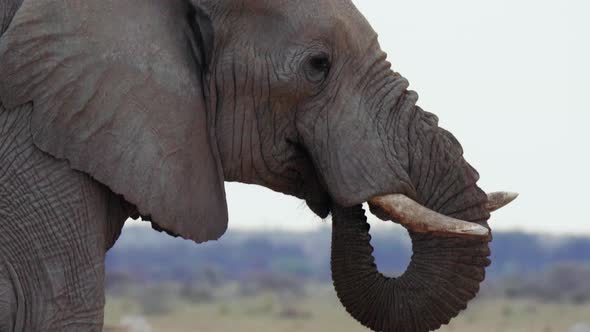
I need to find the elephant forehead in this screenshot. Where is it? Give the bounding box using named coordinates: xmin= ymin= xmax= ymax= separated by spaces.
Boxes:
xmin=220 ymin=0 xmax=376 ymax=49
xmin=242 ymin=0 xmax=359 ymax=17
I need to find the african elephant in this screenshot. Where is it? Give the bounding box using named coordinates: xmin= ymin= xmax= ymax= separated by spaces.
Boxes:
xmin=0 ymin=0 xmax=516 ymax=331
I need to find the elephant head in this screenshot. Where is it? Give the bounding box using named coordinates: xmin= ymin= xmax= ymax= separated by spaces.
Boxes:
xmin=0 ymin=0 xmax=516 ymax=331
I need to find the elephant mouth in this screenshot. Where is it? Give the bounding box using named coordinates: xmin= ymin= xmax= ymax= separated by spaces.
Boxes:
xmin=330 ymin=191 xmax=517 ymax=332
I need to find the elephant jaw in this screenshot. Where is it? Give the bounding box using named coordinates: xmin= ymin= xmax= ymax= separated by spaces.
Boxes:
xmin=368 ymin=192 xmax=518 ymax=238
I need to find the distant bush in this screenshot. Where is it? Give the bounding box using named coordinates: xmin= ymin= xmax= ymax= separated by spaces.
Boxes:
xmin=180 ymin=283 xmax=214 ymax=303
xmin=278 ymin=306 xmax=313 ymax=320
xmin=239 ymin=272 xmax=306 ymax=298
xmin=137 ymin=286 xmax=176 ymax=316
xmin=106 ymin=270 xmax=143 ymax=295
xmin=499 ymin=263 xmax=590 ymax=304
xmin=107 ymin=227 xmax=590 ymax=286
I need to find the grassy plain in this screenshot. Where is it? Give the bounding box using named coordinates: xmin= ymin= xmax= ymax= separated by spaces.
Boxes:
xmin=104 ymin=284 xmax=590 ymax=332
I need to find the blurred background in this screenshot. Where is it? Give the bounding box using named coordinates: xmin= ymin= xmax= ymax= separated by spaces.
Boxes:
xmin=104 ymin=0 xmax=590 ymax=331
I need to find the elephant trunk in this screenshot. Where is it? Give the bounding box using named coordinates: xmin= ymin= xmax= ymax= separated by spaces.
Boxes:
xmin=331 ymin=204 xmax=491 ymax=332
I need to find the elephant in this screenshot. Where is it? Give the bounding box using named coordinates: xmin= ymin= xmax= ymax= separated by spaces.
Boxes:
xmin=0 ymin=0 xmax=517 ymax=331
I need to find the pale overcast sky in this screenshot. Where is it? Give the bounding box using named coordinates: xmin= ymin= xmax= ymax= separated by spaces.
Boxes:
xmin=134 ymin=1 xmax=589 ymax=235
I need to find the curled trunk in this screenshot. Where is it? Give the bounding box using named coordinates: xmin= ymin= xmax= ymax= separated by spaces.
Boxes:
xmin=331 ymin=205 xmax=491 ymax=332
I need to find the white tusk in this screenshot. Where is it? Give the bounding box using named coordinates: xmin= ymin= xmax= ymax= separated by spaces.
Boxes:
xmin=486 ymin=192 xmax=519 ymax=212
xmin=369 ymin=194 xmax=490 ymax=238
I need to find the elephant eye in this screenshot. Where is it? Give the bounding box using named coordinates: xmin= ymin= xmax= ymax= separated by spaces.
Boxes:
xmin=310 ymin=55 xmax=331 ymax=73
xmin=305 ymin=54 xmax=331 ymax=83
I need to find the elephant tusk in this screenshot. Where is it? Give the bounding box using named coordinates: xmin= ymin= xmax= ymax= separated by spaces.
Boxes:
xmin=369 ymin=194 xmax=490 ymax=238
xmin=486 ymin=191 xmax=519 ymax=212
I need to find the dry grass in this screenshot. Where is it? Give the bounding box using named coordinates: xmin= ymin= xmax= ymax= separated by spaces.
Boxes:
xmin=104 ymin=285 xmax=590 ymax=332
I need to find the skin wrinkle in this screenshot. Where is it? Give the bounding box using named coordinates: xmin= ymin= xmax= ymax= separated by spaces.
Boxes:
xmin=0 ymin=100 xmax=128 ymax=330
xmin=248 ymin=56 xmax=259 ymax=181
xmin=384 ymin=92 xmax=416 ymax=192
xmin=386 ymin=106 xmax=411 ymax=165
xmin=265 ymin=56 xmax=278 ymax=148
xmin=1 ymin=108 xmax=73 ymax=326
xmin=255 ymin=83 xmax=289 ymax=185
xmin=29 ymin=53 xmax=83 ymax=112
xmin=365 ymin=69 xmax=394 ymax=114
xmin=268 ymin=54 xmax=283 ymax=87
xmin=230 ymin=58 xmax=238 ymax=177
xmin=436 ymin=185 xmax=483 ymax=218
xmin=423 ymin=127 xmax=441 ymax=197
xmin=250 ymin=138 xmax=266 ymax=187
xmin=234 ymin=60 xmax=247 ymax=177
xmin=5 ymin=259 xmax=24 ymax=331
xmin=369 ymin=87 xmax=388 ymax=129
xmin=425 ymin=160 xmax=459 ymax=209
xmin=404 ymin=99 xmax=420 ymax=192
xmin=375 ymin=78 xmax=407 ymax=130
xmin=350 ymin=153 xmax=375 ymax=196
xmin=414 ymin=129 xmax=434 ymax=198
xmin=426 ymin=152 xmax=476 ymax=212
xmin=415 ymin=138 xmax=430 ymax=202
xmin=385 ymin=93 xmax=406 ymax=146
xmin=9 ymin=43 xmax=89 ymax=105
xmin=423 ymin=145 xmax=463 ymax=208
xmin=353 ymin=37 xmax=384 ymax=91
xmin=407 ymin=272 xmax=475 ymax=315
xmin=70 ymin=69 xmax=113 ymax=142
xmin=214 ymin=65 xmax=224 ymax=172
xmin=404 ymin=269 xmax=450 ymax=322
xmin=213 ymin=31 xmax=315 ymax=197
xmin=250 ymin=60 xmax=272 ymax=184
xmin=374 ymin=96 xmax=403 ymax=175
xmin=0 ymin=112 xmax=28 ymax=160
xmin=420 ymin=134 xmax=450 ymax=205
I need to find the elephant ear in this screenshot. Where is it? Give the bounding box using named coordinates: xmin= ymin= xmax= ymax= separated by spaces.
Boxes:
xmin=0 ymin=0 xmax=227 ymax=243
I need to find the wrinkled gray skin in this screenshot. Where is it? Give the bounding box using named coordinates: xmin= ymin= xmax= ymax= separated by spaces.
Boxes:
xmin=0 ymin=0 xmax=490 ymax=331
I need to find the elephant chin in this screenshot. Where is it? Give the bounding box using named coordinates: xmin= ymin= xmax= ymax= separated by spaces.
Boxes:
xmin=330 ymin=204 xmax=491 ymax=332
